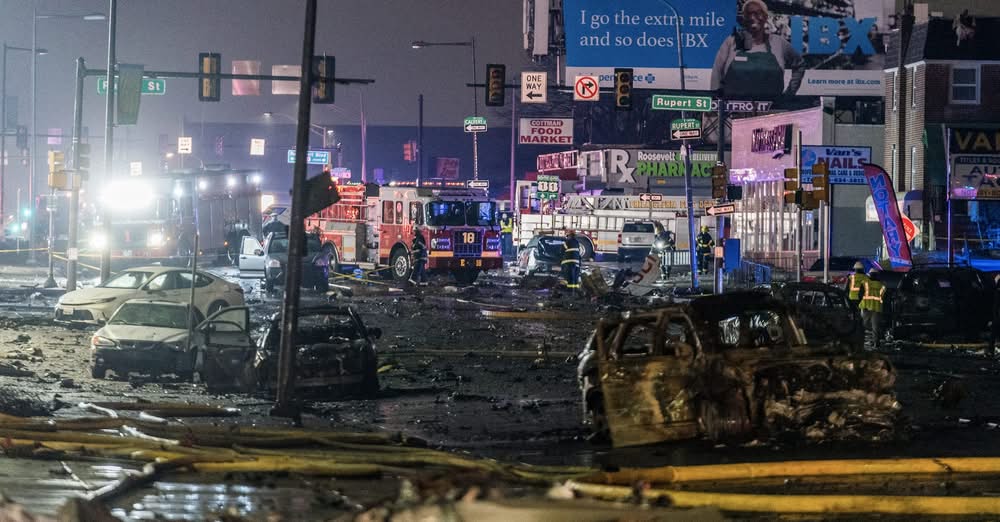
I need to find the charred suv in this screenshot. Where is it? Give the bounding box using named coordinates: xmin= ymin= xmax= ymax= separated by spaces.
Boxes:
xmin=578 ymin=293 xmax=899 ymax=447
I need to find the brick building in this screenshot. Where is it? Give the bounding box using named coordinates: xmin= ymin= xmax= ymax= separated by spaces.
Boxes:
xmin=884 ymin=12 xmax=1000 ymax=250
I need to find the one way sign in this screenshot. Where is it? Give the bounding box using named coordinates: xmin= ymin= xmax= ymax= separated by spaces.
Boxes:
xmin=521 ymin=71 xmax=547 ymax=104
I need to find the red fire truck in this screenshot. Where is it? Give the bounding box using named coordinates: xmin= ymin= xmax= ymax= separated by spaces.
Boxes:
xmin=305 ymin=181 xmax=502 ymax=284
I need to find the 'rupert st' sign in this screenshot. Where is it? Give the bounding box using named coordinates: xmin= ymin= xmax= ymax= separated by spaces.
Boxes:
xmin=519 ymin=118 xmax=574 ymax=145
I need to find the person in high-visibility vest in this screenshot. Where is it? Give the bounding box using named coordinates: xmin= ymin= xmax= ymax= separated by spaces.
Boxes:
xmin=499 ymin=213 xmax=515 ymax=261
xmin=845 ymin=261 xmax=869 ymax=307
xmin=561 ymin=229 xmax=582 ymax=291
xmin=859 ymin=269 xmax=885 ymax=348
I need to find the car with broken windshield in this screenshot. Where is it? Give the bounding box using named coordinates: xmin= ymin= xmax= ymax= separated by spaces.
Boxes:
xmin=577 ymin=292 xmax=898 ymax=447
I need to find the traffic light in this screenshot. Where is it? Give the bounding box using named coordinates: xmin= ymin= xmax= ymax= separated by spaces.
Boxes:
xmin=711 ymin=162 xmax=727 ymax=199
xmin=198 ymin=52 xmax=221 ymax=102
xmin=403 ymin=141 xmax=414 ymax=162
xmin=811 ymin=160 xmax=829 ymax=202
xmin=614 ymin=68 xmax=633 ymax=110
xmin=312 ymin=55 xmax=335 ymax=104
xmin=75 ymin=142 xmax=91 ymax=178
xmin=47 ymin=150 xmax=67 ymax=189
xmin=15 ymin=126 xmax=27 ymax=149
xmin=800 ymin=190 xmax=819 ymax=210
xmin=486 ymin=64 xmax=505 ymax=107
xmin=783 ymin=167 xmax=800 ymax=205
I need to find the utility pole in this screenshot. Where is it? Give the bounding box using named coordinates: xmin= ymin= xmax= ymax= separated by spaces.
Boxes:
xmin=715 ymin=100 xmax=726 ymax=294
xmin=273 ymin=0 xmax=318 ymax=421
xmin=100 ymin=0 xmax=117 ymax=283
xmin=67 ymin=57 xmax=84 ymax=291
xmin=795 ymin=130 xmax=803 ymax=283
xmin=508 ymin=88 xmax=516 ymax=206
xmin=471 ymin=36 xmax=478 ymax=181
xmin=417 ymin=94 xmax=423 ymax=186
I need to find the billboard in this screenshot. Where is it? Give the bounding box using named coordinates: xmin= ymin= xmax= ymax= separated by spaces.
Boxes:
xmin=582 ymin=148 xmax=719 ymax=188
xmin=731 ymin=107 xmax=823 ymax=181
xmin=800 ymin=145 xmax=871 ymax=185
xmin=949 ymin=127 xmax=1000 ymax=200
xmin=564 ymin=0 xmax=892 ymax=98
xmin=435 ymin=157 xmax=461 ymax=180
xmin=519 ymin=118 xmax=574 ymax=145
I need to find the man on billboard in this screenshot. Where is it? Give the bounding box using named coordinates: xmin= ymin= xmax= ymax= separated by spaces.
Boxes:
xmin=711 ymin=0 xmax=805 ymax=100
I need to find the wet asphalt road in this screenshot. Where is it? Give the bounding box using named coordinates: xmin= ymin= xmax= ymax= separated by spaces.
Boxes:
xmin=5 ymin=262 xmax=1000 ymax=517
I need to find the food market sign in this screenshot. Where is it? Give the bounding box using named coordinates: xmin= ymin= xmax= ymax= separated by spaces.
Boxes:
xmin=519 ymin=118 xmax=574 ymax=145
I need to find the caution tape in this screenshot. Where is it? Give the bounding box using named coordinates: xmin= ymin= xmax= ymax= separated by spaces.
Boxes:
xmin=0 ymin=247 xmax=47 ymax=253
xmin=51 ymin=254 xmax=101 ymax=272
xmin=331 ymin=270 xmax=389 ymax=287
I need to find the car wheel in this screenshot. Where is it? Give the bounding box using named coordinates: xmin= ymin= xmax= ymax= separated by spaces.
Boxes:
xmin=207 ymin=300 xmax=228 ymax=315
xmin=264 ymin=278 xmax=275 ymax=294
xmin=578 ymin=237 xmax=595 ymax=261
xmin=390 ymin=248 xmax=411 ymax=281
xmin=91 ymin=365 xmax=107 ymax=379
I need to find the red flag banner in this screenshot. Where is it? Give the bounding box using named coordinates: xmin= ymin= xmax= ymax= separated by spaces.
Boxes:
xmin=863 ymin=163 xmax=912 ymax=268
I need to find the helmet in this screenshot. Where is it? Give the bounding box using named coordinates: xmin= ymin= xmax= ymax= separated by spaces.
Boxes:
xmin=853 ymin=261 xmax=864 ymax=271
xmin=701 ymin=226 xmax=709 ymax=232
xmin=868 ymin=268 xmax=880 ymax=279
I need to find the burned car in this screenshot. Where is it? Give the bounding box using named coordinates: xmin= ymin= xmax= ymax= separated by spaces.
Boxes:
xmin=888 ymin=265 xmax=992 ymax=343
xmin=516 ymin=234 xmax=566 ymax=276
xmin=253 ymin=306 xmax=380 ymax=395
xmin=759 ymin=282 xmax=863 ymax=350
xmin=578 ymin=293 xmax=898 ymax=447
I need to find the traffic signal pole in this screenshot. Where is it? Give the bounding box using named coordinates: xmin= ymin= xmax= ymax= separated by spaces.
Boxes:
xmin=66 ymin=57 xmax=84 ymax=291
xmin=100 ymin=0 xmax=116 ymax=283
xmin=715 ymin=100 xmax=726 ymax=294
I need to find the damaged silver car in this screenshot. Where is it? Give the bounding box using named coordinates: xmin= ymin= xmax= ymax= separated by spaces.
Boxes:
xmin=578 ymin=292 xmax=899 ymax=448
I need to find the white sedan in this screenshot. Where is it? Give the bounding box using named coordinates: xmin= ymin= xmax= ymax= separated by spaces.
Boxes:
xmin=55 ymin=266 xmax=244 ymax=324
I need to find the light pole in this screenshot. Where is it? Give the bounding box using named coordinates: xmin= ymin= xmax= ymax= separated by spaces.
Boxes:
xmin=411 ymin=38 xmax=479 ymax=180
xmin=2 ymin=43 xmax=47 ymax=234
xmin=656 ymin=0 xmax=699 ymax=290
xmin=31 ymin=9 xmax=105 ymax=267
xmin=263 ymin=111 xmax=335 ymax=145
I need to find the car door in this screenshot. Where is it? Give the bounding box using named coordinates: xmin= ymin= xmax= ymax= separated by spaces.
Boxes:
xmin=238 ymin=236 xmax=265 ymax=278
xmin=597 ymin=311 xmax=699 ymax=448
xmin=197 ymin=306 xmax=255 ymax=391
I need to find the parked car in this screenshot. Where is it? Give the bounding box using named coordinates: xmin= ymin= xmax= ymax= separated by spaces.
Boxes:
xmin=577 ymin=292 xmax=898 ymax=447
xmin=802 ymin=256 xmax=876 ymax=285
xmin=55 ymin=266 xmax=244 ymax=325
xmin=252 ymin=306 xmax=380 ymax=395
xmin=90 ymin=299 xmax=253 ymax=383
xmin=617 ymin=221 xmax=660 ymax=263
xmin=888 ymin=265 xmax=993 ymax=343
xmin=760 ymin=282 xmax=863 ymax=350
xmin=238 ymin=232 xmax=333 ymax=293
xmin=516 ymin=234 xmax=566 ymax=276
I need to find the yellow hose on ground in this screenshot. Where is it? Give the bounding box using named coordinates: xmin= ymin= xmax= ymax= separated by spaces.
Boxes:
xmin=568 ymin=481 xmax=1000 ymax=515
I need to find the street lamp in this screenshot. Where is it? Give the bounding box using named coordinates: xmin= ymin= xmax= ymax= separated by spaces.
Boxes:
xmin=411 ymin=38 xmax=480 ymax=180
xmin=30 ymin=9 xmax=106 ymax=271
xmin=1 ymin=44 xmax=47 ymax=238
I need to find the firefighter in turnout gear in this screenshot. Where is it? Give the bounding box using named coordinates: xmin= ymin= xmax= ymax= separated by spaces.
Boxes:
xmin=846 ymin=261 xmax=869 ymax=307
xmin=409 ymin=226 xmax=429 ymax=286
xmin=561 ymin=230 xmax=582 ymax=290
xmin=499 ymin=213 xmax=515 ymax=261
xmin=696 ymin=226 xmax=715 ymax=275
xmin=859 ymin=269 xmax=885 ymax=348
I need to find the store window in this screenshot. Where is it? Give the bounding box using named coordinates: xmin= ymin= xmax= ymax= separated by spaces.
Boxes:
xmin=910 ymin=146 xmax=917 ymax=191
xmin=892 ymin=71 xmax=898 ymax=111
xmin=950 ymin=66 xmax=979 ymax=104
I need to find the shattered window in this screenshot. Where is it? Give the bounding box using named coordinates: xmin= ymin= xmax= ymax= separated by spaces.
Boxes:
xmin=716 ymin=310 xmax=786 ymax=349
xmin=618 ymin=318 xmax=661 ymax=357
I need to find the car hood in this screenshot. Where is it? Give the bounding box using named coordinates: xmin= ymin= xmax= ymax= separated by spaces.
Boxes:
xmin=60 ymin=288 xmax=128 ymax=306
xmin=97 ymin=324 xmax=189 ymax=344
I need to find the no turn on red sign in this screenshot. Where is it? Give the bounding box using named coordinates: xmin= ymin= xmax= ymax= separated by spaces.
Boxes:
xmin=573 ymin=75 xmax=599 ymax=101
xmin=519 ymin=118 xmax=574 ymax=146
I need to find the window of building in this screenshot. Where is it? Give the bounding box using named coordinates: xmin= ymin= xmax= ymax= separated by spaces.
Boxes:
xmin=911 ymin=66 xmax=918 ymax=108
xmin=910 ymin=146 xmax=917 ymax=191
xmin=892 ymin=71 xmax=898 ymax=111
xmin=891 ymin=144 xmax=897 ymax=182
xmin=950 ymin=66 xmax=979 ymax=104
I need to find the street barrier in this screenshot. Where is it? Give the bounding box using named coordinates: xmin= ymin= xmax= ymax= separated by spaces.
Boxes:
xmin=727 ymin=259 xmax=772 ymax=289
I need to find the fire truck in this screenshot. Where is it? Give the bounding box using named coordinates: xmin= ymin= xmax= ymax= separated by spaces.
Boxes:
xmin=305 ymin=181 xmax=502 ymax=284
xmin=88 ymin=167 xmax=262 ymax=265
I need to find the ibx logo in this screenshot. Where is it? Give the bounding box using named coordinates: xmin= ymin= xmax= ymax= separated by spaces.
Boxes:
xmin=644 ymin=73 xmax=656 ymax=84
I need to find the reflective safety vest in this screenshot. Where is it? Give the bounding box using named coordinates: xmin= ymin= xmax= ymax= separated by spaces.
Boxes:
xmin=847 ymin=273 xmax=869 ymax=301
xmin=500 ymin=218 xmax=514 ymax=234
xmin=562 ymin=237 xmax=581 ymax=264
xmin=860 ymin=280 xmax=885 ymax=313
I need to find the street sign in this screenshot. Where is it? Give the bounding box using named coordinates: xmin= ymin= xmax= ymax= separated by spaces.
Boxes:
xmin=467 ymin=179 xmax=490 ymax=190
xmin=129 ymin=161 xmax=142 ymax=177
xmin=638 ymin=193 xmax=663 ymax=202
xmin=706 ymin=203 xmax=737 ymax=216
xmin=98 ymin=77 xmax=166 ymax=95
xmin=520 ymin=71 xmax=547 ymax=104
xmin=177 ymin=136 xmax=192 ymax=154
xmin=464 ymin=116 xmax=487 ymax=133
xmin=573 ymin=75 xmax=599 ymax=102
xmin=250 ymin=138 xmax=266 ymax=156
xmin=537 ymin=174 xmax=560 ymax=200
xmin=519 ymin=117 xmax=573 ymax=145
xmin=287 ymin=149 xmax=331 ymax=165
xmin=671 ymin=118 xmax=701 ymax=132
xmin=670 ymin=128 xmax=702 ymax=140
xmin=652 ymin=94 xmax=712 ymax=112
xmin=331 ymin=167 xmax=351 ymax=179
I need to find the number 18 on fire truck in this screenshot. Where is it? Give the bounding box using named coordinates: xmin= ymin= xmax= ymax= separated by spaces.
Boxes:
xmin=305 ymin=182 xmax=502 ymax=284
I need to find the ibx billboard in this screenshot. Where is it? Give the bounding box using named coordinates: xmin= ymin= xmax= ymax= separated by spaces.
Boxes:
xmin=564 ymin=0 xmax=893 ymax=99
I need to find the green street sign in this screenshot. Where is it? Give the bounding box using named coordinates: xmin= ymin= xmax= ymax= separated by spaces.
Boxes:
xmin=671 ymin=118 xmax=701 ymax=131
xmin=97 ymin=77 xmax=166 ymax=96
xmin=463 ymin=116 xmax=487 ymax=133
xmin=537 ymin=174 xmax=560 ymax=201
xmin=652 ymin=94 xmax=712 ymax=112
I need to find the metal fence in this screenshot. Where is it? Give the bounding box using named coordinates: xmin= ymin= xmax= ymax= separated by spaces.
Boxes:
xmin=727 ymin=259 xmax=773 ymax=289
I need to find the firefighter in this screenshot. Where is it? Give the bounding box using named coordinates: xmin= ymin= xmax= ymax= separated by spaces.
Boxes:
xmin=561 ymin=229 xmax=582 ymax=291
xmin=859 ymin=269 xmax=886 ymax=349
xmin=409 ymin=226 xmax=429 ymax=286
xmin=499 ymin=212 xmax=515 ymax=261
xmin=846 ymin=261 xmax=869 ymax=308
xmin=696 ymin=226 xmax=715 ymax=275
